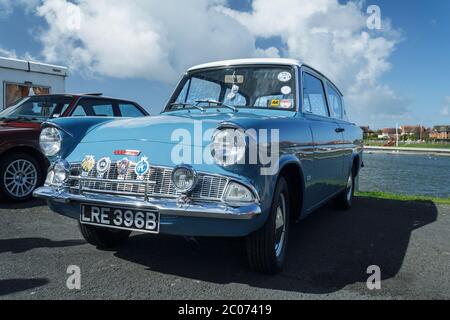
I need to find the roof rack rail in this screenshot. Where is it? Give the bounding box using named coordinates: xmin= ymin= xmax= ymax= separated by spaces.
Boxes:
xmin=82 ymin=92 xmax=103 ymax=96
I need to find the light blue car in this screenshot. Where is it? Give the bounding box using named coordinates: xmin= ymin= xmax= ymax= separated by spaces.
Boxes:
xmin=34 ymin=58 xmax=363 ymax=274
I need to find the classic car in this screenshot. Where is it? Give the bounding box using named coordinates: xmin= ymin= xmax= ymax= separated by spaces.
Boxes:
xmin=0 ymin=93 xmax=148 ymax=201
xmin=33 ymin=58 xmax=363 ymax=274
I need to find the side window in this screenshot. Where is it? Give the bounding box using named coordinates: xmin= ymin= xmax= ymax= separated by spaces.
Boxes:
xmin=303 ymin=73 xmax=329 ymax=117
xmin=71 ymin=105 xmax=88 ymax=116
xmin=119 ymin=103 xmax=145 ymax=117
xmin=327 ymin=83 xmax=343 ymax=119
xmin=92 ymin=103 xmax=114 ymax=116
xmin=72 ymin=99 xmax=114 ymax=117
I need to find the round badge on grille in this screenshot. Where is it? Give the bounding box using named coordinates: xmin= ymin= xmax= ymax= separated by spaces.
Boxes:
xmin=81 ymin=155 xmax=95 ymax=173
xmin=117 ymin=158 xmax=130 ymax=176
xmin=97 ymin=157 xmax=111 ymax=174
xmin=135 ymin=157 xmax=150 ymax=178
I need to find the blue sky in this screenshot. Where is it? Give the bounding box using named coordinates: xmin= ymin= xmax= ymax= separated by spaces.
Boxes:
xmin=0 ymin=0 xmax=449 ymax=129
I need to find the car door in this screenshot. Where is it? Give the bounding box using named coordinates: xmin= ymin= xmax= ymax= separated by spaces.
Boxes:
xmin=301 ymin=70 xmax=343 ymax=206
xmin=325 ymin=81 xmax=353 ymax=188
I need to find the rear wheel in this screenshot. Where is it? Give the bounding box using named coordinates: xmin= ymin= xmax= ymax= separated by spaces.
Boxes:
xmin=79 ymin=223 xmax=131 ymax=249
xmin=0 ymin=152 xmax=42 ymax=202
xmin=246 ymin=177 xmax=290 ymax=274
xmin=335 ymin=167 xmax=355 ymax=210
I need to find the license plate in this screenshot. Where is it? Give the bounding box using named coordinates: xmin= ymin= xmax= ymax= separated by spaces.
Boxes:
xmin=80 ymin=204 xmax=160 ymax=234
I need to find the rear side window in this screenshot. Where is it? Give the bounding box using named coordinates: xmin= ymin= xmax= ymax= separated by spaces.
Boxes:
xmin=72 ymin=105 xmax=88 ymax=116
xmin=303 ymin=73 xmax=329 ymax=117
xmin=327 ymin=83 xmax=343 ymax=119
xmin=92 ymin=103 xmax=114 ymax=116
xmin=71 ymin=99 xmax=115 ymax=117
xmin=118 ymin=103 xmax=145 ymax=117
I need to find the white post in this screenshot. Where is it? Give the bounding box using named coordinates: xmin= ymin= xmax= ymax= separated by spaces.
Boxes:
xmin=396 ymin=122 xmax=399 ymax=148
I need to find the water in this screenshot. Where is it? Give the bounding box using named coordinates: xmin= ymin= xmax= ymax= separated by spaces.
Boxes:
xmin=359 ymin=152 xmax=450 ymax=198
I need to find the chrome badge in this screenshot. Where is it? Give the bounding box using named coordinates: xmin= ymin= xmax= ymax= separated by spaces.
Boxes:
xmin=135 ymin=157 xmax=150 ymax=179
xmin=117 ymin=158 xmax=130 ymax=179
xmin=81 ymin=155 xmax=95 ymax=174
xmin=96 ymin=157 xmax=111 ymax=178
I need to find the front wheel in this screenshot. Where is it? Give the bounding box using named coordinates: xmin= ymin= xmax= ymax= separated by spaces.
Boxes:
xmin=79 ymin=223 xmax=131 ymax=249
xmin=246 ymin=177 xmax=290 ymax=274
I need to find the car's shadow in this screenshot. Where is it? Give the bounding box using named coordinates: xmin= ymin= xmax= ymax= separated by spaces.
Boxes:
xmin=0 ymin=199 xmax=46 ymax=210
xmin=0 ymin=238 xmax=86 ymax=254
xmin=113 ymin=197 xmax=438 ymax=294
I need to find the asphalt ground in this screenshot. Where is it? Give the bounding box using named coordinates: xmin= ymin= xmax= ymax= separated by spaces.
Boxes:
xmin=0 ymin=197 xmax=449 ymax=299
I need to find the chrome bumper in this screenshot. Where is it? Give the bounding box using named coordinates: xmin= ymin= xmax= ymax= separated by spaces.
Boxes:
xmin=33 ymin=186 xmax=261 ymax=220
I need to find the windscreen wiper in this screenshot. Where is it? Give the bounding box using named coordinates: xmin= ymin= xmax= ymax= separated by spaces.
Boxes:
xmin=195 ymin=99 xmax=237 ymax=112
xmin=170 ymin=102 xmax=205 ymax=112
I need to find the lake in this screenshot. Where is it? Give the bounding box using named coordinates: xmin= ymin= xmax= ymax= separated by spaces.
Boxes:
xmin=358 ymin=152 xmax=450 ymax=198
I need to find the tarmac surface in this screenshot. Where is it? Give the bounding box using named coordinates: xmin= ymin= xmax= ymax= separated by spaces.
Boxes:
xmin=1 ymin=197 xmax=449 ymax=299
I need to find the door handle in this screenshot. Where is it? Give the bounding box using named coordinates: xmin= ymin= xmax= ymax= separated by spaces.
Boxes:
xmin=335 ymin=127 xmax=345 ymax=133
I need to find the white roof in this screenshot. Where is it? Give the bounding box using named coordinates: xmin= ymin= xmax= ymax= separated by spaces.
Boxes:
xmin=188 ymin=58 xmax=302 ymax=71
xmin=0 ymin=56 xmax=68 ymax=77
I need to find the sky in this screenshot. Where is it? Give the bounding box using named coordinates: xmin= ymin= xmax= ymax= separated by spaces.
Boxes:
xmin=0 ymin=0 xmax=449 ymax=129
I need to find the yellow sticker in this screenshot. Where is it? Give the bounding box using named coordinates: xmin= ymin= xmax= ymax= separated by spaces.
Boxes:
xmin=270 ymin=99 xmax=280 ymax=107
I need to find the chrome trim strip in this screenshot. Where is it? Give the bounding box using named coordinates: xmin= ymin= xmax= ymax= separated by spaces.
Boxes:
xmin=70 ymin=176 xmax=157 ymax=185
xmin=33 ymin=187 xmax=261 ymax=220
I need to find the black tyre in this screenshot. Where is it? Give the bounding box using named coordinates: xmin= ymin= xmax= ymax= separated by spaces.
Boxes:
xmin=246 ymin=176 xmax=290 ymax=274
xmin=78 ymin=223 xmax=131 ymax=249
xmin=335 ymin=167 xmax=355 ymax=210
xmin=0 ymin=152 xmax=42 ymax=202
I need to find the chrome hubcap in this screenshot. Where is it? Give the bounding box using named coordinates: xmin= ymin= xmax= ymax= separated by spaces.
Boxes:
xmin=274 ymin=193 xmax=286 ymax=257
xmin=346 ymin=174 xmax=353 ymax=202
xmin=3 ymin=159 xmax=37 ymax=198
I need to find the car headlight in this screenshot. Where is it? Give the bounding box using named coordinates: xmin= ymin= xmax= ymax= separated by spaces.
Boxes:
xmin=211 ymin=128 xmax=246 ymax=166
xmin=224 ymin=181 xmax=255 ymax=203
xmin=171 ymin=165 xmax=198 ymax=193
xmin=40 ymin=127 xmax=62 ymax=156
xmin=46 ymin=159 xmax=70 ymax=186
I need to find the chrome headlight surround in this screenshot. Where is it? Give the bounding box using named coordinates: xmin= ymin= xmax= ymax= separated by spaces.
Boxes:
xmin=171 ymin=164 xmax=198 ymax=193
xmin=46 ymin=159 xmax=70 ymax=187
xmin=40 ymin=127 xmax=62 ymax=157
xmin=211 ymin=127 xmax=247 ymax=166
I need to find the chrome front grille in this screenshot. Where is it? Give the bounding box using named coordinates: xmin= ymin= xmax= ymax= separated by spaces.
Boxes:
xmin=67 ymin=163 xmax=228 ymax=201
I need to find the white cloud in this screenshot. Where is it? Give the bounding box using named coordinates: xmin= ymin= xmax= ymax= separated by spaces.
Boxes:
xmin=441 ymin=96 xmax=450 ymax=116
xmin=0 ymin=47 xmax=18 ymax=58
xmin=34 ymin=0 xmax=258 ymax=82
xmin=0 ymin=0 xmax=39 ymax=15
xmin=219 ymin=0 xmax=407 ymax=125
xmin=0 ymin=46 xmax=36 ymax=61
xmin=1 ymin=0 xmax=408 ymax=124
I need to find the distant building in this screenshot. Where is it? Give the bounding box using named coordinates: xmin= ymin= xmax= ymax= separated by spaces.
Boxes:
xmin=0 ymin=56 xmax=68 ymax=110
xmin=400 ymin=125 xmax=426 ymax=135
xmin=378 ymin=128 xmax=397 ymax=139
xmin=429 ymin=125 xmax=450 ymax=140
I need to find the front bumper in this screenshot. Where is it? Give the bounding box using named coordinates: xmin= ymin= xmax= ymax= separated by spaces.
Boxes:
xmin=33 ymin=186 xmax=264 ymax=237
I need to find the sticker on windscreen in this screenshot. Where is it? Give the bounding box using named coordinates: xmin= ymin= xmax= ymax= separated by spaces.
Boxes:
xmin=270 ymin=99 xmax=281 ymax=107
xmin=280 ymin=99 xmax=292 ymax=109
xmin=281 ymin=86 xmax=292 ymax=95
xmin=278 ymin=72 xmax=292 ymax=82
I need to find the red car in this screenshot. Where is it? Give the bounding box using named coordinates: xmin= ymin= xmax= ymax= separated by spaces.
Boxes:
xmin=0 ymin=94 xmax=148 ymax=201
